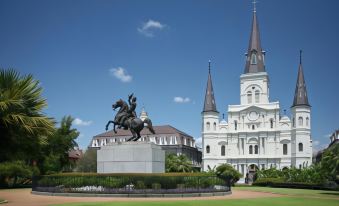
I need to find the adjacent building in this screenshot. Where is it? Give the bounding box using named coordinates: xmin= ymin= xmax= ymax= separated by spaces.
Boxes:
xmin=90 ymin=108 xmax=202 ymax=168
xmin=202 ymin=7 xmax=312 ymax=177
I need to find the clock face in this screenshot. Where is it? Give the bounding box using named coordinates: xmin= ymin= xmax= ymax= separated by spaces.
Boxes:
xmin=248 ymin=111 xmax=259 ymax=121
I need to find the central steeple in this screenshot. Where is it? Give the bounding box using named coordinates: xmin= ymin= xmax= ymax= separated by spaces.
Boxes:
xmin=244 ymin=6 xmax=266 ymax=74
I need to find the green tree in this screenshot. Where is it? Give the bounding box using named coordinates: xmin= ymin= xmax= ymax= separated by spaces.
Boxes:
xmin=43 ymin=116 xmax=79 ymax=173
xmin=320 ymin=143 xmax=339 ymax=183
xmin=76 ymin=148 xmax=97 ymax=172
xmin=165 ymin=154 xmax=193 ymax=173
xmin=215 ymin=163 xmax=241 ymax=185
xmin=0 ymin=69 xmax=54 ymax=163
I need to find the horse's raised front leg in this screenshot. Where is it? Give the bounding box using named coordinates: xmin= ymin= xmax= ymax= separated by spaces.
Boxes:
xmin=105 ymin=120 xmax=113 ymax=131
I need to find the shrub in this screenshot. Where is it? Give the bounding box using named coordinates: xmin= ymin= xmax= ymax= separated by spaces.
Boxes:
xmin=215 ymin=163 xmax=241 ymax=185
xmin=0 ymin=161 xmax=37 ymax=188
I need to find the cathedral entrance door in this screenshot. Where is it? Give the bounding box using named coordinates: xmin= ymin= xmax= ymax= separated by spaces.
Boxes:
xmin=246 ymin=164 xmax=259 ymax=184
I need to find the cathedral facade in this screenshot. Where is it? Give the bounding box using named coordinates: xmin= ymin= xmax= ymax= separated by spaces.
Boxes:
xmin=201 ymin=9 xmax=312 ymax=177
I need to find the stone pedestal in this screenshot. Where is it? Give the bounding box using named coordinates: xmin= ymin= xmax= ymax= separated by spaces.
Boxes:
xmin=97 ymin=142 xmax=165 ymax=173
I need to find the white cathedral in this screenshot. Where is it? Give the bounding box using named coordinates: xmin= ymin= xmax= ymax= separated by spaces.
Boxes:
xmin=201 ymin=8 xmax=312 ymax=178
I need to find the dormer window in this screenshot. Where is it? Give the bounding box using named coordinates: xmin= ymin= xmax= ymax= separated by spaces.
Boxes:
xmin=251 ymin=53 xmax=257 ymax=65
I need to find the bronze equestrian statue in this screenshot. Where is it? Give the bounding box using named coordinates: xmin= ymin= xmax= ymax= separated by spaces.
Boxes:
xmin=105 ymin=94 xmax=155 ymax=141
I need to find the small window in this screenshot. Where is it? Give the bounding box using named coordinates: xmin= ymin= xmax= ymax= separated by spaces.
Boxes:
xmin=299 ymin=164 xmax=302 ymax=169
xmin=298 ymin=143 xmax=303 ymax=152
xmin=252 ymin=125 xmax=255 ymax=130
xmin=206 ymin=145 xmax=210 ymax=153
xmin=251 ymin=53 xmax=257 ymax=64
xmin=306 ymin=117 xmax=309 ymax=126
xmin=255 ymin=90 xmax=260 ymax=103
xmin=254 ymin=145 xmax=258 ymax=154
xmin=247 ymin=91 xmax=252 ymax=104
xmin=249 ymin=145 xmax=253 ymax=154
xmin=221 ymin=145 xmax=225 ymax=156
xmin=298 ymin=117 xmax=303 ymax=126
xmin=283 ymin=144 xmax=288 ymax=155
xmin=206 ymin=122 xmax=210 ymax=131
xmin=213 ymin=122 xmax=216 ymax=131
xmin=293 ymin=118 xmax=295 ymax=127
xmin=270 ymin=119 xmax=274 ymax=129
xmin=234 ymin=120 xmax=238 ymax=131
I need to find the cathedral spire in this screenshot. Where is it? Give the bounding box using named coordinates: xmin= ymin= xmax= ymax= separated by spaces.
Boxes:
xmin=203 ymin=60 xmax=218 ymax=113
xmin=244 ymin=4 xmax=266 ymax=74
xmin=292 ymin=50 xmax=310 ymax=107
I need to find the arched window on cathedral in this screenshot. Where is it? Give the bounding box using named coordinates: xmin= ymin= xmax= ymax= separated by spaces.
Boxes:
xmin=255 ymin=90 xmax=260 ymax=103
xmin=283 ymin=144 xmax=288 ymax=155
xmin=251 ymin=53 xmax=257 ymax=64
xmin=247 ymin=91 xmax=252 ymax=104
xmin=298 ymin=117 xmax=303 ymax=126
xmin=221 ymin=145 xmax=225 ymax=156
xmin=206 ymin=145 xmax=210 ymax=154
xmin=234 ymin=120 xmax=238 ymax=131
xmin=299 ymin=143 xmax=303 ymax=152
xmin=254 ymin=145 xmax=258 ymax=154
xmin=306 ymin=117 xmax=309 ymax=127
xmin=213 ymin=122 xmax=217 ymax=131
xmin=249 ymin=145 xmax=253 ymax=154
xmin=270 ymin=118 xmax=274 ymax=129
xmin=206 ymin=122 xmax=210 ymax=131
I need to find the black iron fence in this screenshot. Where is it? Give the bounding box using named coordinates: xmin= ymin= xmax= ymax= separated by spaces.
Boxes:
xmin=32 ymin=174 xmax=231 ymax=194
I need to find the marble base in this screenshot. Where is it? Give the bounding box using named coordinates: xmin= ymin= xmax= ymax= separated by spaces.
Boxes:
xmin=97 ymin=142 xmax=165 ymax=173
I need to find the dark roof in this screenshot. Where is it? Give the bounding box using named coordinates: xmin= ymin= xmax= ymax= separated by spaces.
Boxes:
xmin=244 ymin=11 xmax=266 ymax=74
xmin=94 ymin=125 xmax=193 ymax=139
xmin=68 ymin=149 xmax=83 ymax=159
xmin=292 ymin=53 xmax=310 ymax=107
xmin=203 ymin=63 xmax=218 ymax=113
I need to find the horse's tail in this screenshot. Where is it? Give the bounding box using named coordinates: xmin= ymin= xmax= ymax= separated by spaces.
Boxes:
xmin=143 ymin=118 xmax=155 ymax=134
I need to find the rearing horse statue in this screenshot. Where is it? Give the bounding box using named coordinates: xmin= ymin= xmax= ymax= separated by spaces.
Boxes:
xmin=105 ymin=99 xmax=155 ymax=141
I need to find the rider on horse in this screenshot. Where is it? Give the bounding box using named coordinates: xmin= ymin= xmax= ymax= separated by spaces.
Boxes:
xmin=118 ymin=93 xmax=137 ymax=129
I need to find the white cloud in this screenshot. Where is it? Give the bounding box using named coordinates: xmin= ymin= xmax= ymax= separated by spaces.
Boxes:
xmin=138 ymin=19 xmax=166 ymax=37
xmin=73 ymin=118 xmax=93 ymax=126
xmin=173 ymin=96 xmax=191 ymax=103
xmin=313 ymin=140 xmax=320 ymax=146
xmin=109 ymin=67 xmax=132 ymax=83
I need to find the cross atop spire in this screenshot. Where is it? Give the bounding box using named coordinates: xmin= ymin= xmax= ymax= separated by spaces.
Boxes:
xmin=299 ymin=49 xmax=302 ymax=64
xmin=252 ymin=0 xmax=257 ymax=12
xmin=208 ymin=60 xmax=211 ymax=73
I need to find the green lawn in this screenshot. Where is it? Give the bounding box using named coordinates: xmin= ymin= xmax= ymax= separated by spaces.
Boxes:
xmin=233 ymin=186 xmax=339 ymax=199
xmin=52 ymin=197 xmax=339 ymax=206
xmin=52 ymin=187 xmax=339 ymax=206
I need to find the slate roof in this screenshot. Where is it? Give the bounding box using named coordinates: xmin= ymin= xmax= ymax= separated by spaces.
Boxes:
xmin=94 ymin=125 xmax=193 ymax=139
xmin=292 ymin=53 xmax=310 ymax=107
xmin=203 ymin=62 xmax=218 ymax=113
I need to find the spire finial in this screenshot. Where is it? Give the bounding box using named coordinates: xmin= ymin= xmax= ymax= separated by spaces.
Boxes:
xmin=208 ymin=60 xmax=211 ymax=73
xmin=252 ymin=0 xmax=257 ymax=12
xmin=299 ymin=49 xmax=302 ymax=64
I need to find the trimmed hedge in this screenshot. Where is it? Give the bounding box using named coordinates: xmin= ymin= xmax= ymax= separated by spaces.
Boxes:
xmin=253 ymin=178 xmax=325 ymax=190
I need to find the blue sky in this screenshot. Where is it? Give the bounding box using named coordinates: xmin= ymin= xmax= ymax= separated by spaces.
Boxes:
xmin=0 ymin=0 xmax=338 ymax=151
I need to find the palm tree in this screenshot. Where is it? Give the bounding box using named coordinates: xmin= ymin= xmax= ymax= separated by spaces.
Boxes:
xmin=165 ymin=154 xmax=193 ymax=172
xmin=0 ymin=69 xmax=55 ymax=162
